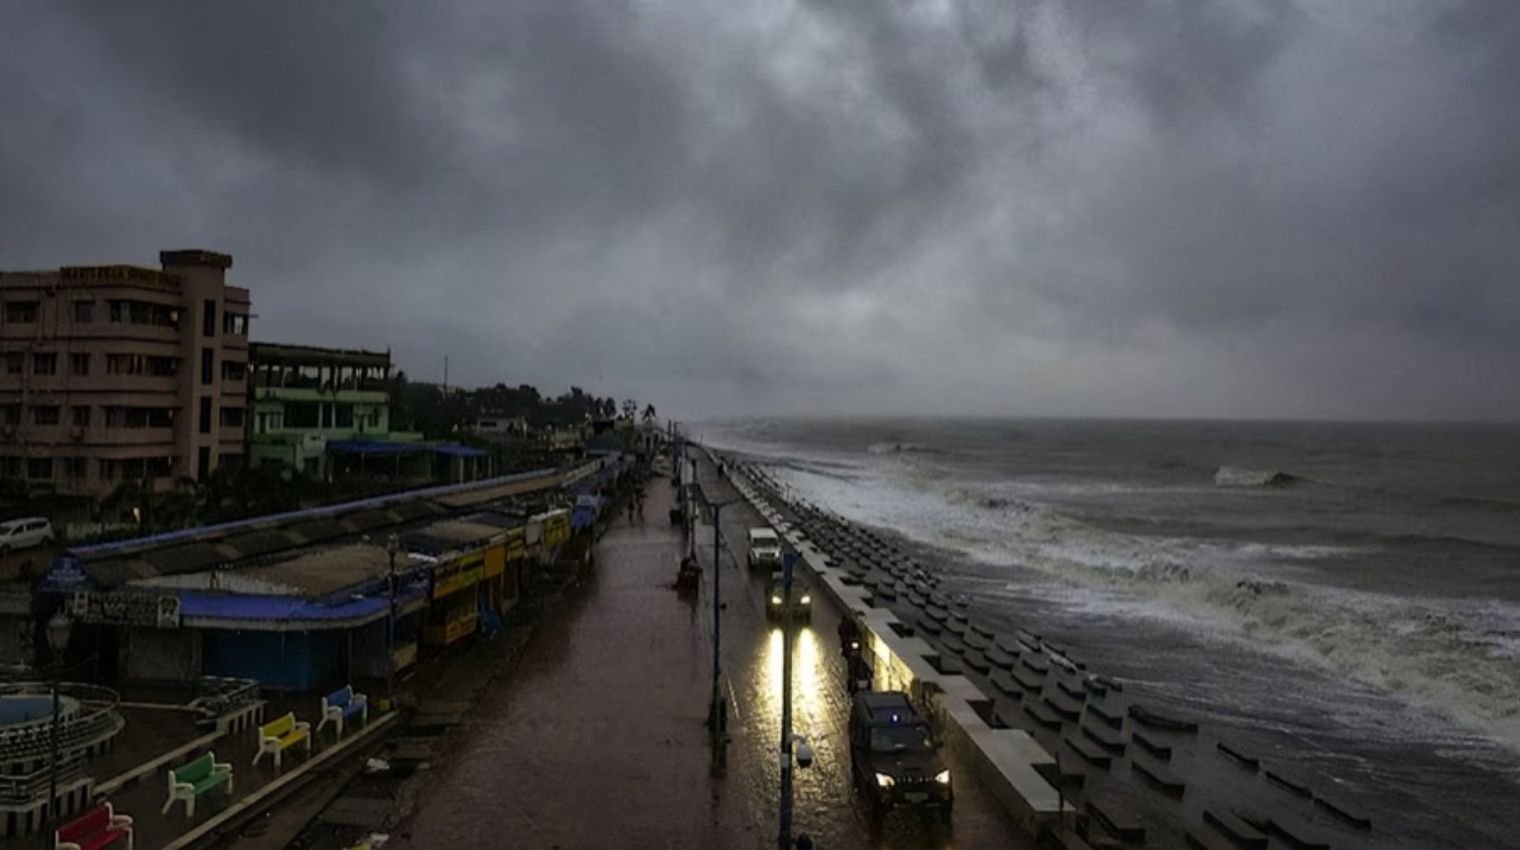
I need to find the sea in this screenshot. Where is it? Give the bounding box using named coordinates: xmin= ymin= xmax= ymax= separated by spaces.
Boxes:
xmin=699 ymin=418 xmax=1520 ymax=849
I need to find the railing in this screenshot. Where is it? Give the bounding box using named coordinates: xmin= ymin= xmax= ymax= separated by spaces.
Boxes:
xmin=0 ymin=752 xmax=86 ymax=805
xmin=187 ymin=677 xmax=260 ymax=727
xmin=0 ymin=683 xmax=122 ymax=766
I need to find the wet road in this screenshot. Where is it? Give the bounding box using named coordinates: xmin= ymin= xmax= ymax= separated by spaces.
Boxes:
xmin=389 ymin=469 xmax=1027 ymax=849
xmin=695 ymin=457 xmax=1030 ymax=850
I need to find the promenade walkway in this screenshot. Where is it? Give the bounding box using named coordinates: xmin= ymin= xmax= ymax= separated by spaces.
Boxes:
xmin=385 ymin=462 xmax=1029 ymax=850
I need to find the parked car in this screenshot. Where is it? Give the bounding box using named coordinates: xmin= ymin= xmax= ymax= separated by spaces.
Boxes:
xmin=849 ymin=691 xmax=952 ymax=819
xmin=0 ymin=517 xmax=55 ymax=554
xmin=766 ymin=573 xmax=812 ymax=622
xmin=747 ymin=527 xmax=782 ymax=570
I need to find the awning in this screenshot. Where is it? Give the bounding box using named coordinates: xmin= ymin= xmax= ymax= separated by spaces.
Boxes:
xmin=326 ymin=440 xmax=428 ymax=456
xmin=431 ymin=443 xmax=489 ymax=459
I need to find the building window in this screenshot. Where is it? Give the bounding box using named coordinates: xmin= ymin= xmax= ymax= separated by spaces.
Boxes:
xmin=223 ymin=313 xmax=248 ymax=336
xmin=335 ymin=403 xmax=354 ymax=428
xmin=33 ymin=406 xmax=60 ymax=426
xmin=98 ymin=458 xmax=118 ymax=481
xmin=108 ymin=300 xmax=180 ymax=328
xmin=108 ymin=354 xmax=178 ymax=376
xmin=4 ymin=302 xmax=38 ymax=323
xmin=63 ymin=458 xmax=88 ymax=480
xmin=26 ymin=457 xmax=52 ymax=480
xmin=69 ymin=353 xmax=90 ymax=376
xmin=1 ymin=405 xmax=19 ymax=426
xmin=72 ymin=406 xmax=91 ymax=427
xmin=201 ymin=348 xmax=214 ymax=385
xmin=220 ymin=406 xmax=245 ymax=428
xmin=197 ymin=446 xmax=212 ymax=482
xmin=0 ymin=457 xmax=19 ymax=477
xmin=104 ymin=406 xmax=173 ymax=428
xmin=321 ymin=403 xmax=334 ymax=429
xmin=73 ymin=301 xmax=94 ymax=323
xmin=3 ymin=353 xmax=21 ymax=374
xmin=203 ymin=300 xmax=217 ymax=337
xmin=32 ymin=352 xmax=56 ymax=375
xmin=199 ymin=396 xmax=213 ymax=434
xmin=222 ymin=359 xmax=247 ymax=381
xmin=285 ymin=403 xmax=319 ymax=429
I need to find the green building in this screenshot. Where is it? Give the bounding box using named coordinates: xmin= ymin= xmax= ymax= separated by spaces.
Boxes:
xmin=247 ymin=343 xmax=427 ymax=479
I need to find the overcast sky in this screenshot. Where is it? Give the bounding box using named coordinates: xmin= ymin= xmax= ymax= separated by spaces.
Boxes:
xmin=2 ymin=1 xmax=1517 ymax=420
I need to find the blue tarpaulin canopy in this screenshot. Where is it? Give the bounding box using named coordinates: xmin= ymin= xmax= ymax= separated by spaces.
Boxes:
xmin=431 ymin=443 xmax=489 ymax=458
xmin=326 ymin=440 xmax=428 ymax=456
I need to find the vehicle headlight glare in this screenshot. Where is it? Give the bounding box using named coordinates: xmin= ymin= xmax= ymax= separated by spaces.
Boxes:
xmin=800 ymin=594 xmax=811 ymax=604
xmin=875 ymin=773 xmax=895 ymax=788
xmin=771 ymin=595 xmax=783 ymax=605
xmin=934 ymin=769 xmax=951 ymax=785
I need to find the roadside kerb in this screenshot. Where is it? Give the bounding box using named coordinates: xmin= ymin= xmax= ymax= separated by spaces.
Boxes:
xmin=718 ymin=455 xmax=1065 ymax=836
xmin=97 ymin=730 xmax=224 ymax=796
xmin=156 ymin=711 xmax=399 ymax=850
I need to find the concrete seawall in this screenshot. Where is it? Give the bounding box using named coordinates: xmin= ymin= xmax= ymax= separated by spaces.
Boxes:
xmin=717 ymin=453 xmax=1065 ymax=836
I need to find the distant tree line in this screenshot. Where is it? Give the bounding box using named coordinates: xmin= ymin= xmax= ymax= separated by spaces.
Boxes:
xmin=390 ymin=374 xmax=647 ymax=438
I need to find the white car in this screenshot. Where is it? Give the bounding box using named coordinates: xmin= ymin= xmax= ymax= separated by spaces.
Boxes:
xmin=747 ymin=527 xmax=782 ymax=570
xmin=0 ymin=517 xmax=54 ymax=553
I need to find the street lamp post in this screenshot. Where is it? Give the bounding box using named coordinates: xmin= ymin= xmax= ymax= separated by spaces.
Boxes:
xmin=385 ymin=533 xmax=400 ymax=707
xmin=706 ymin=499 xmax=734 ymax=760
xmin=778 ymin=552 xmax=794 ymax=848
xmin=43 ymin=612 xmax=73 ymax=850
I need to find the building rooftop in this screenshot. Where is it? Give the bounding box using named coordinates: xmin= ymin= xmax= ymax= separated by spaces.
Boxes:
xmin=251 ymin=341 xmax=391 ymax=369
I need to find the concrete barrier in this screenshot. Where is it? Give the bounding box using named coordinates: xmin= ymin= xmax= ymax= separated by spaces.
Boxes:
xmin=723 ymin=462 xmax=1064 ymax=835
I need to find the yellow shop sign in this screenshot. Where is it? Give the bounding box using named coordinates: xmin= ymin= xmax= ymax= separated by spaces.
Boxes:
xmin=433 ymin=552 xmax=485 ymax=599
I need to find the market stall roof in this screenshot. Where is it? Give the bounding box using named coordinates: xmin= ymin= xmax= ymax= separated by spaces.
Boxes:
xmin=404 ymin=519 xmax=503 ymax=556
xmin=326 ymin=439 xmax=428 ymax=456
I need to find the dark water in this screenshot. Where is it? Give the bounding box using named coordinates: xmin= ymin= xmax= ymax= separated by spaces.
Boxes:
xmin=701 ymin=418 xmax=1520 ymax=849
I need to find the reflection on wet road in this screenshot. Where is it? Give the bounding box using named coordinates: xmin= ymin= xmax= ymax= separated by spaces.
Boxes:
xmin=388 ymin=463 xmax=1025 ymax=850
xmin=704 ymin=457 xmax=1028 ymax=850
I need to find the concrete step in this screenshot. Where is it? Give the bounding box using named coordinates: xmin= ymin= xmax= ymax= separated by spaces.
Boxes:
xmin=1086 ymin=701 xmax=1124 ymax=729
xmin=1063 ymin=735 xmax=1112 ymax=769
xmin=1043 ymin=693 xmax=1084 ymax=722
xmin=1086 ymin=797 xmax=1146 ymax=844
xmin=1013 ymin=667 xmax=1047 ymax=692
xmin=1215 ymin=741 xmax=1258 ymax=771
xmin=1132 ymin=730 xmax=1172 ymax=761
xmin=1081 ymin=723 xmax=1127 ymax=755
xmin=989 ymin=670 xmax=1024 ymax=699
xmin=1132 ymin=756 xmax=1186 ymax=798
xmin=1023 ymin=702 xmax=1064 ymax=730
xmin=1202 ymin=810 xmax=1268 ymax=849
xmin=1313 ymin=795 xmax=1372 ymax=831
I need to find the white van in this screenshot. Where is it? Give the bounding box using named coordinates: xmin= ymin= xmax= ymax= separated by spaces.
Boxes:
xmin=747 ymin=527 xmax=782 ymax=570
xmin=0 ymin=517 xmax=54 ymax=553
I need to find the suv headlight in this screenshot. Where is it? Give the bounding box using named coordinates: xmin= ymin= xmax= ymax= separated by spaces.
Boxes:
xmin=874 ymin=773 xmax=896 ymax=788
xmin=934 ymin=769 xmax=951 ymax=785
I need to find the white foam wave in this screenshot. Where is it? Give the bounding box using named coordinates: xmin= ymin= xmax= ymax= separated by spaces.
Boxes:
xmin=765 ymin=460 xmax=1520 ymax=756
xmin=1215 ymin=465 xmax=1302 ymax=487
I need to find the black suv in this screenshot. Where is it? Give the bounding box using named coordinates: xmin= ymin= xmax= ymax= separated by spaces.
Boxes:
xmin=848 ymin=691 xmax=952 ymax=818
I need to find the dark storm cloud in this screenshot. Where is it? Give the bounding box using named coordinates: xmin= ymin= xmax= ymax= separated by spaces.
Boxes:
xmin=2 ymin=0 xmax=1517 ymax=420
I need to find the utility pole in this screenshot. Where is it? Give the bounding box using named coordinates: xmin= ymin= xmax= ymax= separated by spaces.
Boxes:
xmin=778 ymin=552 xmax=795 ymax=849
xmin=707 ymin=497 xmax=734 ymax=772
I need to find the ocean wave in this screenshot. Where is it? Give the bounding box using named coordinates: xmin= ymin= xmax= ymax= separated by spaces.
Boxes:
xmin=752 ymin=452 xmax=1520 ymax=754
xmin=999 ymin=531 xmax=1520 ymax=755
xmin=866 ymin=440 xmax=946 ymax=456
xmin=1214 ymin=465 xmax=1303 ymax=488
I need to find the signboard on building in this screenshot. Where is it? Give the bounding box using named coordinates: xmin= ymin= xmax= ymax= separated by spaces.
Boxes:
xmin=432 ymin=553 xmax=485 ymax=600
xmin=69 ymin=592 xmax=182 ymax=629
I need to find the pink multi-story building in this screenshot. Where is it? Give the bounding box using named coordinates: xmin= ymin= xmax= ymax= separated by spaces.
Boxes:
xmin=0 ymin=249 xmax=251 ymax=500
